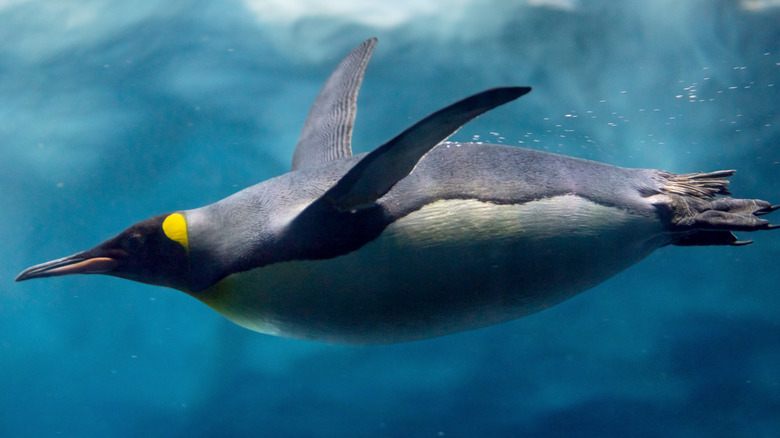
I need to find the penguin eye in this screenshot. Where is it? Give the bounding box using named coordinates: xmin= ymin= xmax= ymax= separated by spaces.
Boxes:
xmin=122 ymin=233 xmax=144 ymax=253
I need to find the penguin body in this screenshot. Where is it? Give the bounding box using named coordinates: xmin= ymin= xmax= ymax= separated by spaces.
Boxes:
xmin=187 ymin=144 xmax=669 ymax=343
xmin=16 ymin=38 xmax=777 ymax=344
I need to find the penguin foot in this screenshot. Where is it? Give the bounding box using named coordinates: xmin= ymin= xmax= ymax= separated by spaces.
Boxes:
xmin=665 ymin=196 xmax=777 ymax=246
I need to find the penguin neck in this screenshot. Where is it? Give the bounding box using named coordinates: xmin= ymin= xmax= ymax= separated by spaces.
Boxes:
xmin=180 ymin=202 xmax=266 ymax=293
xmin=181 ymin=191 xmax=308 ymax=293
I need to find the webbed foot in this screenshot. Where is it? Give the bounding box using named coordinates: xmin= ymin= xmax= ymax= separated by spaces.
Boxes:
xmin=658 ymin=171 xmax=777 ymax=246
xmin=667 ymin=196 xmax=777 ymax=246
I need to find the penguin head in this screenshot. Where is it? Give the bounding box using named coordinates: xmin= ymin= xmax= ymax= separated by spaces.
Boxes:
xmin=16 ymin=213 xmax=191 ymax=291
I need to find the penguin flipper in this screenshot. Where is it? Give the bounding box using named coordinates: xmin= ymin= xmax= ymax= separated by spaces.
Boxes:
xmin=291 ymin=38 xmax=378 ymax=171
xmin=321 ymin=86 xmax=532 ymax=212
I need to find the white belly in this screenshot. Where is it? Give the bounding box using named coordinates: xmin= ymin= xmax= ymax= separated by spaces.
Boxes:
xmin=198 ymin=195 xmax=668 ymax=344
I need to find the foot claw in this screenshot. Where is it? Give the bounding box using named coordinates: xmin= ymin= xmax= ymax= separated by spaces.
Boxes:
xmin=756 ymin=204 xmax=780 ymax=216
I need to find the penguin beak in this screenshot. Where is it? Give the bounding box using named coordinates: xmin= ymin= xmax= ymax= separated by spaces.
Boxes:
xmin=15 ymin=251 xmax=119 ymax=282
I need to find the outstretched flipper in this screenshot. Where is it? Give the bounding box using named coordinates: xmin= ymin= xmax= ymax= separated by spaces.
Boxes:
xmin=659 ymin=171 xmax=779 ymax=246
xmin=283 ymin=86 xmax=531 ymax=262
xmin=291 ymin=38 xmax=377 ymax=171
xmin=321 ymin=86 xmax=532 ymax=212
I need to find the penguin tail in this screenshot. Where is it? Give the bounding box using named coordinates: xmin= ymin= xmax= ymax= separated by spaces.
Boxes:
xmin=659 ymin=170 xmax=734 ymax=198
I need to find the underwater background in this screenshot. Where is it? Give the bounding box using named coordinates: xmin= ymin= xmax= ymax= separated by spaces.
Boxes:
xmin=2 ymin=0 xmax=779 ymax=436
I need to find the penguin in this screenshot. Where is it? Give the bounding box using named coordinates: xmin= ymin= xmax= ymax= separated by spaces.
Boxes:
xmin=16 ymin=38 xmax=778 ymax=344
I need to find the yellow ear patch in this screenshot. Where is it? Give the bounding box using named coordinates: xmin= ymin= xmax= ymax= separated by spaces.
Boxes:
xmin=162 ymin=213 xmax=189 ymax=251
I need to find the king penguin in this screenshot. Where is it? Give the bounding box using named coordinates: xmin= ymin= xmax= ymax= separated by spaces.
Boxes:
xmin=16 ymin=38 xmax=778 ymax=344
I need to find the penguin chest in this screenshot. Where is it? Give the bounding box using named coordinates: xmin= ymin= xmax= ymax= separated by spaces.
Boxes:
xmin=198 ymin=195 xmax=667 ymax=344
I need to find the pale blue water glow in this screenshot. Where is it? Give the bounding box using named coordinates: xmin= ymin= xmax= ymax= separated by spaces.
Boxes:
xmin=2 ymin=1 xmax=779 ymax=436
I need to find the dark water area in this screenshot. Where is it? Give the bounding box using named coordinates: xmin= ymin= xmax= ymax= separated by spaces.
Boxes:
xmin=2 ymin=1 xmax=779 ymax=436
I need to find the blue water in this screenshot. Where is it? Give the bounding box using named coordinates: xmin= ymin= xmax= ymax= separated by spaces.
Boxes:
xmin=2 ymin=1 xmax=779 ymax=436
